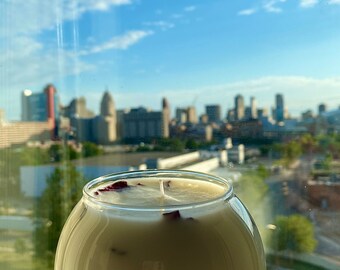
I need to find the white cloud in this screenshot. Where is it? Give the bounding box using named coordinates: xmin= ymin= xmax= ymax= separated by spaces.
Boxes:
xmin=238 ymin=9 xmax=257 ymax=16
xmin=328 ymin=0 xmax=340 ymax=4
xmin=0 ymin=0 xmax=132 ymax=120
xmin=300 ymin=0 xmax=319 ymax=8
xmin=0 ymin=0 xmax=131 ymax=38
xmin=184 ymin=6 xmax=196 ymax=12
xmin=263 ymin=0 xmax=286 ymax=13
xmin=143 ymin=21 xmax=175 ymax=31
xmin=0 ymin=0 xmax=134 ymax=82
xmin=171 ymin=13 xmax=183 ymax=19
xmin=80 ymin=30 xmax=153 ymax=55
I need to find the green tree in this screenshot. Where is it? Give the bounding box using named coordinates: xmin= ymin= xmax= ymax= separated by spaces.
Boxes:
xmin=321 ymin=153 xmax=333 ymax=170
xmin=49 ymin=144 xmax=79 ymax=162
xmin=300 ymin=134 xmax=317 ymax=155
xmin=171 ymin=139 xmax=186 ymax=152
xmin=256 ymin=164 xmax=270 ymax=179
xmin=14 ymin=238 xmax=28 ymax=254
xmin=20 ymin=147 xmax=50 ymax=165
xmin=33 ymin=162 xmax=86 ymax=268
xmin=269 ymin=215 xmax=317 ymax=253
xmin=276 ymin=140 xmax=302 ymax=168
xmin=82 ymin=142 xmax=103 ymax=157
xmin=235 ymin=172 xmax=269 ymax=207
xmin=285 ymin=141 xmax=302 ymax=161
xmin=156 ymin=138 xmax=185 ymax=152
xmin=48 ymin=144 xmax=63 ymax=162
xmin=0 ymin=146 xmax=53 ymax=198
xmin=185 ymin=138 xmax=199 ymax=150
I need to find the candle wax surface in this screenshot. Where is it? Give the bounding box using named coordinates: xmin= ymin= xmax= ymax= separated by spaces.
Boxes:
xmin=92 ymin=178 xmax=228 ymax=207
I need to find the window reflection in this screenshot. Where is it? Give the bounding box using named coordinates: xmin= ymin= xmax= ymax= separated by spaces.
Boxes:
xmin=1 ymin=1 xmax=340 ymax=269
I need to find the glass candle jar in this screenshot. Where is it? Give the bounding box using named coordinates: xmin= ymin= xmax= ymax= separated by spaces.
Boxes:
xmin=55 ymin=170 xmax=266 ymax=270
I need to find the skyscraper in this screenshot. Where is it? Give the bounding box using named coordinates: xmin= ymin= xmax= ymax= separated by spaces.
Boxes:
xmin=200 ymin=114 xmax=209 ymax=124
xmin=235 ymin=94 xmax=245 ymax=121
xmin=257 ymin=108 xmax=268 ymax=118
xmin=62 ymin=97 xmax=94 ymax=118
xmin=227 ymin=109 xmax=235 ymax=122
xmin=250 ymin=96 xmax=257 ymax=119
xmin=205 ymin=105 xmax=221 ymax=123
xmin=21 ymin=84 xmax=59 ymax=137
xmin=100 ymin=91 xmax=116 ymax=117
xmin=95 ymin=91 xmax=117 ymax=144
xmin=72 ymin=91 xmax=117 ymax=144
xmin=186 ymin=106 xmax=198 ymax=124
xmin=162 ymin=97 xmax=170 ymax=138
xmin=175 ymin=108 xmax=187 ymax=123
xmin=275 ymin=94 xmax=284 ymax=122
xmin=318 ymin=103 xmax=327 ymax=115
xmin=245 ymin=107 xmax=251 ymax=120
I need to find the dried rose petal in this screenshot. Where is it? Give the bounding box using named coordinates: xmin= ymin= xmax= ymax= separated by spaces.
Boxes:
xmin=111 ymin=248 xmax=127 ymax=256
xmin=98 ymin=181 xmax=129 ymax=193
xmin=165 ymin=181 xmax=171 ymax=188
xmin=163 ymin=210 xmax=181 ymax=221
xmin=94 ymin=191 xmax=99 ymax=196
xmin=163 ymin=211 xmax=198 ymax=222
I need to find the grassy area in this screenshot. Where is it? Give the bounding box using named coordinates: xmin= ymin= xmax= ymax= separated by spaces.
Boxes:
xmin=0 ymin=230 xmax=49 ymax=270
xmin=0 ymin=252 xmax=46 ymax=270
xmin=0 ymin=251 xmax=329 ymax=270
xmin=267 ymin=255 xmax=327 ymax=270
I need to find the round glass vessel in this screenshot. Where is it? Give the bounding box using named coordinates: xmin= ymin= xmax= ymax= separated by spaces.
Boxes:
xmin=55 ymin=170 xmax=266 ymax=270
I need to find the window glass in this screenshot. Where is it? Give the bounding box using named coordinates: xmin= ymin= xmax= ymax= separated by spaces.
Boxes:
xmin=1 ymin=1 xmax=340 ymax=269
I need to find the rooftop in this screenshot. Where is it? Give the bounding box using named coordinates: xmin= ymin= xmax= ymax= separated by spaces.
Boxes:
xmin=70 ymin=152 xmax=177 ymax=167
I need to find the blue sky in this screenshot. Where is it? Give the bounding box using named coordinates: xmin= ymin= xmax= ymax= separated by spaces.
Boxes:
xmin=1 ymin=0 xmax=340 ymax=120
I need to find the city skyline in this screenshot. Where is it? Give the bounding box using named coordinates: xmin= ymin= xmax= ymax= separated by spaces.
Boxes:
xmin=11 ymin=86 xmax=340 ymax=123
xmin=1 ymin=1 xmax=340 ymax=119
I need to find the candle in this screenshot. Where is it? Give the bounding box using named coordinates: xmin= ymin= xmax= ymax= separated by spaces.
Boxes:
xmin=55 ymin=170 xmax=265 ymax=270
xmin=92 ymin=178 xmax=224 ymax=206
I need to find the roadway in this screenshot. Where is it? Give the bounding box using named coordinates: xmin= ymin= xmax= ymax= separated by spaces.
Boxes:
xmin=264 ymin=158 xmax=340 ymax=267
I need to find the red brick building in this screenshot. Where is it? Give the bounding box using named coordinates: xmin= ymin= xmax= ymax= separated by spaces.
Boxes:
xmin=307 ymin=181 xmax=340 ymax=210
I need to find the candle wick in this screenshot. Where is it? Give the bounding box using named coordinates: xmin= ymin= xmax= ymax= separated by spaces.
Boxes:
xmin=159 ymin=180 xmax=165 ymax=197
xmin=159 ymin=180 xmax=180 ymax=203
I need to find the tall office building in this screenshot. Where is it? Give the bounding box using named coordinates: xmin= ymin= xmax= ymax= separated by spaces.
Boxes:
xmin=100 ymin=91 xmax=115 ymax=117
xmin=175 ymin=106 xmax=197 ymax=124
xmin=22 ymin=86 xmax=57 ymax=122
xmin=96 ymin=91 xmax=117 ymax=144
xmin=275 ymin=94 xmax=284 ymax=122
xmin=257 ymin=108 xmax=268 ymax=118
xmin=62 ymin=97 xmax=94 ymax=118
xmin=176 ymin=108 xmax=187 ymax=123
xmin=200 ymin=114 xmax=209 ymax=124
xmin=302 ymin=110 xmax=314 ymax=121
xmin=227 ymin=109 xmax=235 ymax=122
xmin=0 ymin=109 xmax=4 ymax=123
xmin=250 ymin=96 xmax=257 ymax=119
xmin=116 ymin=108 xmax=130 ymax=139
xmin=245 ymin=107 xmax=251 ymax=120
xmin=205 ymin=105 xmax=221 ymax=123
xmin=318 ymin=103 xmax=327 ymax=115
xmin=187 ymin=106 xmax=198 ymax=124
xmin=123 ymin=107 xmax=166 ymax=140
xmin=72 ymin=91 xmax=117 ymax=144
xmin=21 ymin=84 xmax=59 ymax=137
xmin=234 ymin=94 xmax=245 ymax=121
xmin=162 ymin=97 xmax=170 ymax=138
